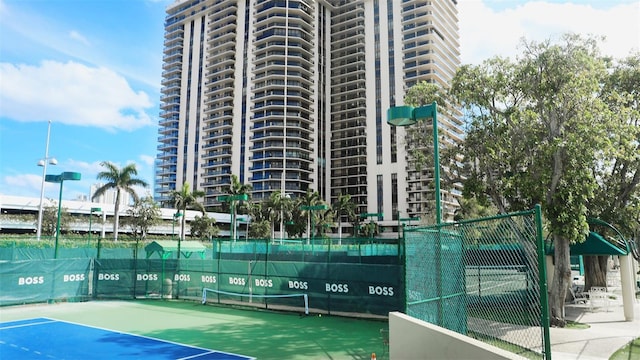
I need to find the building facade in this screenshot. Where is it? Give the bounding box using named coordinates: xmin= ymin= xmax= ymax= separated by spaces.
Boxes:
xmin=155 ymin=0 xmax=462 ymax=234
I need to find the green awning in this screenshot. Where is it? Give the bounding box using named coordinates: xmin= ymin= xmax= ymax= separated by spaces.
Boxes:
xmin=546 ymin=231 xmax=629 ymax=256
xmin=144 ymin=240 xmax=207 ymax=259
xmin=570 ymin=231 xmax=628 ymax=256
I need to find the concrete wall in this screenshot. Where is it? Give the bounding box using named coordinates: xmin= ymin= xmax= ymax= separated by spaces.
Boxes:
xmin=389 ymin=312 xmax=528 ymax=360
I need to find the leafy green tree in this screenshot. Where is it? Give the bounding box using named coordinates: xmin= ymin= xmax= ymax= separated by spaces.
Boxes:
xmin=92 ymin=161 xmax=149 ymax=241
xmin=122 ymin=196 xmax=161 ymax=241
xmin=449 ymin=34 xmax=618 ymax=326
xmin=583 ymin=53 xmax=640 ymax=289
xmin=333 ymin=193 xmax=355 ymax=243
xmin=360 ymin=222 xmax=379 ymax=238
xmin=453 ymin=197 xmax=498 ymax=222
xmin=286 ymin=205 xmax=308 ymax=239
xmin=122 ymin=196 xmax=161 ymax=260
xmin=39 ymin=201 xmax=72 ymax=237
xmin=248 ymin=219 xmax=271 ymax=239
xmin=315 ymin=208 xmax=335 ymax=238
xmin=190 ymin=214 xmax=219 ymax=240
xmin=241 ymin=200 xmax=273 ymax=239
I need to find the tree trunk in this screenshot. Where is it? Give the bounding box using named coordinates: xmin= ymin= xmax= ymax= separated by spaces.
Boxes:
xmin=584 ymin=255 xmax=608 ymax=291
xmin=113 ymin=191 xmax=121 ymax=242
xmin=549 ymin=234 xmax=571 ymax=327
xmin=271 ymin=222 xmax=275 ymax=241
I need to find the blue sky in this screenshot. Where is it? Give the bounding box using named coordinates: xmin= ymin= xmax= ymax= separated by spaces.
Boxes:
xmin=0 ymin=0 xmax=638 ymax=201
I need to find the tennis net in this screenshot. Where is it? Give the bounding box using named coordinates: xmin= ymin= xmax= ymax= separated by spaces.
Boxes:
xmin=201 ymin=288 xmax=309 ymax=315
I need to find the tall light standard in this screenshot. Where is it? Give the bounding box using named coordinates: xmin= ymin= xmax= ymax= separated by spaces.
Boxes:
xmin=45 ymin=171 xmax=81 ymax=259
xmin=388 ymin=101 xmax=445 ymax=327
xmin=36 ymin=120 xmax=57 ymax=240
xmin=172 ymin=211 xmax=182 ymax=240
xmin=387 ymin=102 xmax=441 ymax=224
xmin=172 ymin=211 xmax=183 ymax=262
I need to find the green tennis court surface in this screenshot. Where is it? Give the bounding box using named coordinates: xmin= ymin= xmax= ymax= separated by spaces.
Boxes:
xmin=0 ymin=300 xmax=389 ymax=359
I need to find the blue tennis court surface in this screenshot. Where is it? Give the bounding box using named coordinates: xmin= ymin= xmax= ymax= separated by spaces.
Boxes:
xmin=0 ymin=318 xmax=253 ymax=359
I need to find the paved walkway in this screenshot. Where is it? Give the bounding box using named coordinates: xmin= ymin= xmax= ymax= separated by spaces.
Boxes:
xmin=550 ymin=298 xmax=640 ymax=359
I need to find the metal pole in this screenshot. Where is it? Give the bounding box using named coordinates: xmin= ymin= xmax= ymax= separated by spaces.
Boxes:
xmin=535 ymin=204 xmax=552 ymax=359
xmin=229 ymin=199 xmax=236 ymax=242
xmin=36 ymin=120 xmax=53 ymax=241
xmin=307 ymin=211 xmax=310 ymax=244
xmin=431 ymin=102 xmax=441 ymax=225
xmin=54 ymin=179 xmax=64 ymax=259
xmin=89 ymin=211 xmax=93 ymax=244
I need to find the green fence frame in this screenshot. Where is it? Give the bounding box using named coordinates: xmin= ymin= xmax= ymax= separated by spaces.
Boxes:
xmin=404 ymin=205 xmax=551 ymax=359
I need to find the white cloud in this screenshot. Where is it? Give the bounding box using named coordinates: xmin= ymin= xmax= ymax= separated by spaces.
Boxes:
xmin=1 ymin=159 xmax=103 ymax=199
xmin=69 ymin=30 xmax=90 ymax=46
xmin=139 ymin=154 xmax=156 ymax=167
xmin=459 ymin=1 xmax=640 ymax=65
xmin=0 ymin=60 xmax=154 ymax=131
xmin=4 ymin=173 xmax=49 ymax=195
xmin=65 ymin=159 xmax=105 ymax=176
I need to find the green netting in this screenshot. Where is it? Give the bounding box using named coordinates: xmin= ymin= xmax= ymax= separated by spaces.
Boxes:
xmin=0 ymin=259 xmax=92 ymax=306
xmin=405 ymin=207 xmax=550 ymax=359
xmin=0 ymin=234 xmax=406 ymax=317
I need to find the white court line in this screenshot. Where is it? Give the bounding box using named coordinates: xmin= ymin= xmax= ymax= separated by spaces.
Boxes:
xmin=0 ymin=318 xmax=57 ymax=330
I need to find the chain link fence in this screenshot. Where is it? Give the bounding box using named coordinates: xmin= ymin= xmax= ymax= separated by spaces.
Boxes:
xmin=405 ymin=205 xmax=551 ymax=359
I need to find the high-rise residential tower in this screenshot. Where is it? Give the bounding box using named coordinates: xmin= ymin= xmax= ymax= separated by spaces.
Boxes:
xmin=155 ymin=0 xmax=462 ymax=234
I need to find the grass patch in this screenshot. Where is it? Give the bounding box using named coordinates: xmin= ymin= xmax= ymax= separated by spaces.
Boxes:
xmin=468 ymin=304 xmax=540 ymax=327
xmin=609 ymin=337 xmax=640 ymax=360
xmin=468 ymin=331 xmax=543 ymax=359
xmin=565 ymin=320 xmax=589 ymax=329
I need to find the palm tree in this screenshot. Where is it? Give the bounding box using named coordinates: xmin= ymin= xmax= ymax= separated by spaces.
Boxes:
xmin=299 ymin=189 xmax=324 ymax=244
xmin=226 ymin=174 xmax=253 ymax=197
xmin=269 ymin=190 xmax=292 ymax=243
xmin=169 ymin=182 xmax=205 ymax=259
xmin=223 ymin=175 xmax=252 ymax=241
xmin=333 ymin=193 xmax=355 ymax=244
xmin=315 ymin=208 xmax=335 ymax=238
xmin=93 ymin=161 xmax=148 ymax=241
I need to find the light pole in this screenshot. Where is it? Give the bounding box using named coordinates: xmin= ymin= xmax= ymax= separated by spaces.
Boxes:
xmin=36 ymin=120 xmax=57 ymax=241
xmin=172 ymin=211 xmax=183 ymax=261
xmin=387 ymin=101 xmax=441 ymax=224
xmin=89 ymin=207 xmax=102 ymax=243
xmin=45 ymin=171 xmax=81 ymax=259
xmin=388 ymin=102 xmax=445 ymax=326
xmin=172 ymin=211 xmax=182 ymax=241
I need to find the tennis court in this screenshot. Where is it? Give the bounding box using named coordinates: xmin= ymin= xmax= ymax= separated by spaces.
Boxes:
xmin=465 ymin=266 xmax=531 ymax=296
xmin=0 ymin=300 xmax=389 ymax=359
xmin=1 ymin=317 xmax=251 ymax=359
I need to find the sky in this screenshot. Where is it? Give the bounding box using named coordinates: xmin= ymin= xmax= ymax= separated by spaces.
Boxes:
xmin=0 ymin=0 xmax=638 ymax=202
